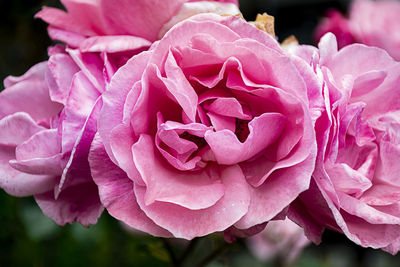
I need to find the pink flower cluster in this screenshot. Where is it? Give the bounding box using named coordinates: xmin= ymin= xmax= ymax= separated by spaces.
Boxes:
xmin=315 ymin=0 xmax=400 ymax=60
xmin=1 ymin=0 xmax=400 ymax=254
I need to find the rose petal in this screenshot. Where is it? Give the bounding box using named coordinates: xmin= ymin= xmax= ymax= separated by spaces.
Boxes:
xmin=89 ymin=134 xmax=171 ymax=237
xmin=0 ymin=113 xmax=46 ymax=146
xmin=0 ymin=145 xmax=57 ymax=197
xmin=134 ymin=164 xmax=250 ymax=239
xmin=80 ymin=35 xmax=151 ymax=53
xmin=99 ymin=51 xmax=150 ymax=162
xmin=35 ymin=181 xmax=104 ymax=227
xmin=205 ymin=113 xmax=285 ymax=165
xmin=132 ymin=134 xmax=225 ymax=210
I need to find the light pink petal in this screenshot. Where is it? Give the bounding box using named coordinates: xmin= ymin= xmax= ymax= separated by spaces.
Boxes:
xmin=9 ymin=155 xmax=62 ymax=176
xmin=239 ymin=92 xmax=315 ymax=187
xmin=46 ymin=52 xmax=80 ymax=105
xmin=351 ymin=70 xmax=387 ymax=98
xmin=189 ymin=14 xmax=282 ymax=52
xmin=376 ymin=141 xmax=400 ymax=189
xmin=0 ymin=145 xmax=57 ymax=197
xmin=235 ymin=151 xmax=315 ymax=229
xmin=129 ymin=64 xmax=182 ymax=137
xmin=0 ymin=113 xmax=46 ymax=146
xmin=150 ymin=17 xmax=241 ymax=67
xmin=207 ymin=112 xmax=235 ymax=132
xmin=15 ymin=129 xmax=60 ymax=161
xmin=338 ymin=192 xmax=400 ymax=225
xmin=349 ymin=0 xmax=400 ymax=61
xmin=159 ymin=1 xmax=240 ymax=38
xmin=356 ymin=65 xmax=400 ymax=117
xmin=4 ymin=61 xmax=47 ymax=88
xmin=203 ymin=97 xmax=251 ymax=120
xmin=0 ymin=65 xmax=63 ymax=121
xmin=132 ymin=134 xmax=225 ymax=210
xmin=360 ymin=185 xmax=400 ymax=206
xmin=326 ymin=163 xmax=372 ymax=198
xmin=35 ymin=3 xmax=106 ymax=36
xmin=340 ymin=210 xmax=400 ymax=249
xmin=318 ymin=33 xmax=338 ymax=66
xmin=109 ymin=124 xmax=143 ymax=185
xmin=99 ymin=51 xmax=150 ymax=162
xmin=205 ymin=113 xmax=285 ymax=165
xmin=383 ymin=236 xmax=400 ymax=255
xmin=89 ymin=134 xmax=171 ymax=237
xmin=226 ymin=85 xmax=309 ymax=164
xmin=100 ymin=0 xmax=185 ymax=41
xmin=47 ymin=26 xmax=86 ymax=48
xmin=155 ymin=117 xmax=211 ymax=171
xmin=289 ymin=54 xmax=324 ymax=115
xmin=80 ymin=35 xmax=151 ymax=53
xmin=162 ymin=50 xmax=198 ymax=122
xmin=134 ymin=164 xmax=250 ymax=239
xmin=8 ymin=129 xmax=63 ymax=176
xmin=326 ymin=43 xmax=397 ymax=84
xmin=67 ymin=49 xmax=105 ymax=92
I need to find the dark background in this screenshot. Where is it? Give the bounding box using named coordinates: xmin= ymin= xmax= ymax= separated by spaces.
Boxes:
xmin=1 ymin=1 xmax=400 ymax=266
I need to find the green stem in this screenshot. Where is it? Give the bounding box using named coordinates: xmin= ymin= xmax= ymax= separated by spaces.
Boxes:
xmin=162 ymin=238 xmax=179 ymax=266
xmin=194 ymin=242 xmax=230 ymax=267
xmin=177 ymin=238 xmax=199 ymax=266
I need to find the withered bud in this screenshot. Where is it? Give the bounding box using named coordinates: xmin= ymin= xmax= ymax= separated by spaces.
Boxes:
xmin=250 ymin=13 xmax=275 ymax=36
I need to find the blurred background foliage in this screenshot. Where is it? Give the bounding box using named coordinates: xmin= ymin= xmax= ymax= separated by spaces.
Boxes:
xmin=2 ymin=0 xmax=400 ymax=266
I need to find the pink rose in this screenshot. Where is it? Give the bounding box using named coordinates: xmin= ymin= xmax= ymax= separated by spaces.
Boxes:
xmin=35 ymin=0 xmax=240 ymax=50
xmin=0 ymin=43 xmax=130 ymax=225
xmin=1 ymin=0 xmax=238 ymax=226
xmin=289 ymin=33 xmax=400 ymax=253
xmin=247 ymin=219 xmax=310 ymax=264
xmin=315 ymin=0 xmax=400 ymax=60
xmin=89 ymin=14 xmax=317 ymax=239
xmin=349 ymin=0 xmax=400 ymax=60
xmin=314 ymin=9 xmax=355 ymax=49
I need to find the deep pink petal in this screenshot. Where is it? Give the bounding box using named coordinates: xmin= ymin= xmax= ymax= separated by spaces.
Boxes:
xmin=58 ymin=97 xmax=102 ymax=196
xmin=35 ymin=181 xmax=104 ymax=227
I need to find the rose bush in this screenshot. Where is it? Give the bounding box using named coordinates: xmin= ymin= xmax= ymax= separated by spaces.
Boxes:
xmin=315 ymin=0 xmax=400 ymax=60
xmin=288 ymin=33 xmax=400 ymax=253
xmin=89 ymin=13 xmax=318 ymax=239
